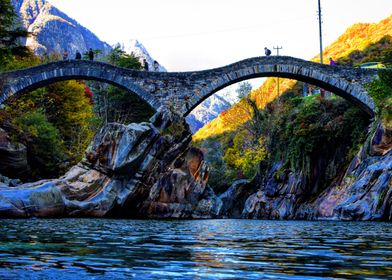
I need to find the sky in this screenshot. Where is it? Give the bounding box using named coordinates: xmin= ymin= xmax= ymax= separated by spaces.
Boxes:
xmin=48 ymin=0 xmax=392 ymax=72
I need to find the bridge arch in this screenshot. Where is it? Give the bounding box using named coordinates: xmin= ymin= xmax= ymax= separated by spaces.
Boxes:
xmin=0 ymin=60 xmax=162 ymax=111
xmin=183 ymin=57 xmax=378 ymax=117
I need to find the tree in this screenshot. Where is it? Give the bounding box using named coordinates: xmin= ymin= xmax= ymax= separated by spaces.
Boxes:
xmin=223 ymin=128 xmax=266 ymax=178
xmin=107 ymin=44 xmax=142 ymax=69
xmin=1 ymin=80 xmax=95 ymax=179
xmin=44 ymin=81 xmax=96 ymax=161
xmin=366 ymin=70 xmax=392 ymax=129
xmin=221 ymin=82 xmax=268 ymax=178
xmin=91 ymin=44 xmax=154 ymax=125
xmin=0 ymin=0 xmax=31 ymax=70
xmin=235 ymin=81 xmax=252 ymax=99
xmin=14 ymin=110 xmax=65 ymax=179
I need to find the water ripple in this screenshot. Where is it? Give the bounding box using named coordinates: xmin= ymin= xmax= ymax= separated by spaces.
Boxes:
xmin=0 ymin=219 xmax=391 ymax=279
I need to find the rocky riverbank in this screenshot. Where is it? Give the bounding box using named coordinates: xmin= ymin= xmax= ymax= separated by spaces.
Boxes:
xmin=0 ymin=110 xmax=391 ymax=220
xmin=0 ymin=108 xmax=221 ymax=218
xmin=218 ymin=123 xmax=392 ymax=221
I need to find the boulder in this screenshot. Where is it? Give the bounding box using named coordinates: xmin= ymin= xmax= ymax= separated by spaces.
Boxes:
xmin=219 ymin=179 xmax=253 ymax=218
xmin=0 ymin=108 xmax=220 ymax=218
xmin=140 ymin=147 xmax=221 ymax=218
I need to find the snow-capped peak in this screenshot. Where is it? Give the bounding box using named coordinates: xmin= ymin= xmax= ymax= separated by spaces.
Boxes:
xmin=125 ymin=39 xmax=166 ymax=72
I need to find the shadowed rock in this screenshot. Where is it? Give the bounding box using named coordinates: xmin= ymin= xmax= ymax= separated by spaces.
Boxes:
xmin=0 ymin=128 xmax=29 ymax=178
xmin=221 ymin=123 xmax=392 ymax=221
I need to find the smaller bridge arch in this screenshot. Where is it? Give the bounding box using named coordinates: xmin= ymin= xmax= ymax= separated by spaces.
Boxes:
xmin=0 ymin=60 xmax=163 ymax=111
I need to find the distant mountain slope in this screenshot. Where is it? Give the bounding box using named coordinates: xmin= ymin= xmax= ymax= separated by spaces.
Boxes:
xmin=186 ymin=94 xmax=232 ymax=133
xmin=12 ymin=0 xmax=111 ymax=56
xmin=194 ymin=15 xmax=392 ymax=141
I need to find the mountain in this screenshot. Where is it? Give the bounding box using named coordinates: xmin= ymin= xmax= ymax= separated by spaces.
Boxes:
xmin=186 ymin=93 xmax=232 ymax=133
xmin=125 ymin=39 xmax=167 ymax=72
xmin=11 ymin=0 xmax=111 ymax=57
xmin=315 ymin=15 xmax=392 ymax=65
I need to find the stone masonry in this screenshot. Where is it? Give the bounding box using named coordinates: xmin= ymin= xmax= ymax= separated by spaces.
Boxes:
xmin=0 ymin=56 xmax=382 ymax=116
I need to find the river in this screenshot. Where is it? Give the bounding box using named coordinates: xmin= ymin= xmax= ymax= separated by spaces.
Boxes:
xmin=0 ymin=219 xmax=391 ymax=279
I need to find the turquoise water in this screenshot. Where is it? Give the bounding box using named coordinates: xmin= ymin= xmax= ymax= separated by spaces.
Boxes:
xmin=0 ymin=219 xmax=391 ymax=279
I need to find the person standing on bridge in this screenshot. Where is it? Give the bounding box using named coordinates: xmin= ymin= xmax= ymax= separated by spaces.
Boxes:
xmin=264 ymin=47 xmax=272 ymax=56
xmin=153 ymin=60 xmax=159 ymax=72
xmin=75 ymin=50 xmax=82 ymax=60
xmin=143 ymin=59 xmax=149 ymax=71
xmin=62 ymin=50 xmax=68 ymax=60
xmin=88 ymin=48 xmax=94 ymax=60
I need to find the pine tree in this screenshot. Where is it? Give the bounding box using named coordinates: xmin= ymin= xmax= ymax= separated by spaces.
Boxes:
xmin=0 ymin=0 xmax=30 ymax=69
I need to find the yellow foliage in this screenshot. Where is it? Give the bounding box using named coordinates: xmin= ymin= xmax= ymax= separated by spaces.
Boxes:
xmin=223 ymin=129 xmax=266 ymax=178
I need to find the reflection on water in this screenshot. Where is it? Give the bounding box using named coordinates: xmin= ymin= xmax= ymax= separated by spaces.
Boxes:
xmin=0 ymin=219 xmax=392 ymax=279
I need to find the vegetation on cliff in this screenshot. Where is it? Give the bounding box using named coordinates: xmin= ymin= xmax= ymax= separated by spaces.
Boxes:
xmin=195 ymin=93 xmax=370 ymax=193
xmin=366 ymin=69 xmax=392 ymax=129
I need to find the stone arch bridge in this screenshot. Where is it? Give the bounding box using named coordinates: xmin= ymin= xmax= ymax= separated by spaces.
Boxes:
xmin=0 ymin=56 xmax=380 ymax=116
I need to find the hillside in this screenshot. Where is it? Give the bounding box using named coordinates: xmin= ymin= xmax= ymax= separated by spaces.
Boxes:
xmin=317 ymin=15 xmax=392 ymax=64
xmin=193 ymin=15 xmax=392 ymax=141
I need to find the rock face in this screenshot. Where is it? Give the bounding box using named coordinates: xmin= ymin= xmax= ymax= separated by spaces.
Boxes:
xmin=236 ymin=163 xmax=308 ymax=220
xmin=0 ymin=108 xmax=221 ymax=218
xmin=0 ymin=128 xmax=29 ymax=178
xmin=12 ymin=0 xmax=111 ymax=56
xmin=219 ymin=179 xmax=255 ymax=218
xmin=219 ymin=122 xmax=392 ymax=221
xmin=297 ymin=124 xmax=392 ymax=221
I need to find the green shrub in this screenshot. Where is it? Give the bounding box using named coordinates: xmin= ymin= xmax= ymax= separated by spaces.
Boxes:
xmin=14 ymin=111 xmax=66 ymax=178
xmin=366 ymin=70 xmax=392 ymax=129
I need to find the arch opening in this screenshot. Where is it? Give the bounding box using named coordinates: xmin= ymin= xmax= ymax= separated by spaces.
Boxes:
xmin=0 ymin=77 xmax=156 ymax=182
xmin=185 ymin=71 xmax=375 ymax=117
xmin=190 ymin=76 xmax=372 ymax=195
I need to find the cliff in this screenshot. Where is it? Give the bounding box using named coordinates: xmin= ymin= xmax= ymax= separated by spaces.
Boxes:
xmin=218 ymin=123 xmax=391 ymax=221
